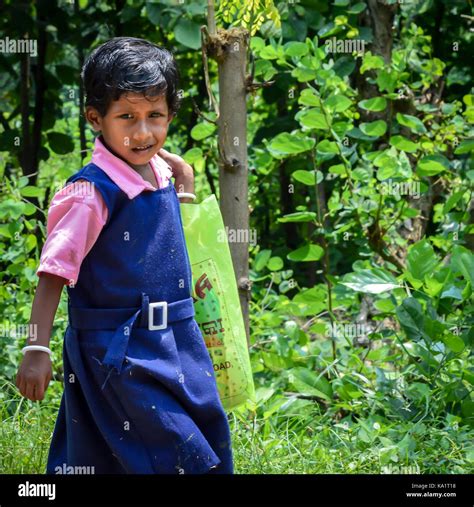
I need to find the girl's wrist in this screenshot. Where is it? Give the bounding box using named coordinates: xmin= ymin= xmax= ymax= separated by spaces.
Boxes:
xmin=22 ymin=345 xmax=52 ymax=356
xmin=177 ymin=192 xmax=196 ymax=202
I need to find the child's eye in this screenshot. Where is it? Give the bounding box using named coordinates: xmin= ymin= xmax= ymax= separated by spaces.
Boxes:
xmin=118 ymin=113 xmax=162 ymax=119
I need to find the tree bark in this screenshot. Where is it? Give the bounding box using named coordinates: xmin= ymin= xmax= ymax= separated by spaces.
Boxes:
xmin=31 ymin=2 xmax=47 ymax=183
xmin=354 ymin=0 xmax=398 ymax=123
xmin=20 ymin=51 xmax=32 ymax=176
xmin=75 ymin=0 xmax=87 ymax=165
xmin=207 ymin=27 xmax=251 ymax=346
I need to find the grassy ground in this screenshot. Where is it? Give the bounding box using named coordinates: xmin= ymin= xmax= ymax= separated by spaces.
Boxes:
xmin=1 ymin=378 xmax=472 ymax=474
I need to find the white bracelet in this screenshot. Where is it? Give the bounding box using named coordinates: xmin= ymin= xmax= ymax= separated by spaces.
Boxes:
xmin=177 ymin=192 xmax=196 ymax=201
xmin=22 ymin=345 xmax=52 ymax=356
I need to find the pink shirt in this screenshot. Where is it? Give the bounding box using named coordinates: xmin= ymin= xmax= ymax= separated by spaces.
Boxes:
xmin=36 ymin=136 xmax=173 ymax=285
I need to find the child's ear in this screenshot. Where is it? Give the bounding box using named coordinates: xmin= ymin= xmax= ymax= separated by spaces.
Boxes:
xmin=167 ymin=113 xmax=174 ymax=125
xmin=85 ymin=106 xmax=102 ymax=131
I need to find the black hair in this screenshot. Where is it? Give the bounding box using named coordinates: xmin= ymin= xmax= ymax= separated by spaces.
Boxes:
xmin=81 ymin=37 xmax=181 ymax=117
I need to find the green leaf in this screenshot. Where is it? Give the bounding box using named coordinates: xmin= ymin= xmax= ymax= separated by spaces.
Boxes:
xmin=326 ymin=94 xmax=352 ymax=113
xmin=298 ymin=89 xmax=321 ymax=107
xmin=333 ymin=56 xmax=356 ymax=77
xmin=444 ymin=190 xmax=465 ymax=213
xmin=358 ymin=97 xmax=387 ymax=112
xmin=292 ymin=170 xmax=316 ymax=185
xmin=396 ymin=113 xmax=427 ymax=134
xmin=316 ymin=139 xmax=338 ymax=154
xmin=360 ymin=120 xmax=387 ymax=137
xmin=348 ymin=2 xmax=367 ymax=14
xmin=374 ymin=149 xmax=398 ymax=179
xmin=454 ymin=139 xmax=474 ymax=155
xmin=260 ymin=45 xmax=279 ymax=60
xmin=0 ymin=199 xmax=25 ymax=219
xmin=442 ymin=332 xmax=465 ymax=353
xmin=174 ymin=19 xmax=201 ymax=50
xmin=183 ymin=147 xmax=203 ymax=165
xmin=18 ymin=176 xmax=29 ymax=188
xmin=396 ymin=298 xmax=428 ymax=341
xmin=267 ymin=256 xmax=284 ymax=271
xmin=374 ymin=298 xmax=396 ymax=313
xmin=190 ymin=122 xmax=216 ymax=141
xmin=254 ymin=249 xmax=272 ymax=271
xmin=288 ymin=367 xmax=332 ymax=401
xmin=0 ymin=224 xmax=12 ymax=238
xmin=47 ymin=132 xmax=74 ymax=154
xmin=341 ymin=268 xmax=399 ymax=294
xmin=284 ymin=41 xmax=308 ymax=57
xmin=360 ymin=52 xmax=385 ymax=73
xmin=279 ymin=211 xmax=317 ymax=223
xmin=287 ymin=244 xmax=324 ymax=262
xmin=291 ymin=66 xmax=318 ymax=82
xmin=297 ymin=108 xmax=330 ymax=129
xmin=390 ymin=135 xmax=419 ymax=153
xmin=329 ymin=163 xmax=346 ymax=175
xmin=451 ymin=245 xmax=474 ymax=287
xmin=24 ymin=202 xmax=36 ymax=216
xmin=267 ymin=133 xmax=315 ymax=158
xmin=376 ymin=69 xmax=398 ymax=93
xmin=407 ymin=240 xmax=439 ymax=281
xmin=25 ymin=234 xmax=37 ymax=252
xmin=417 ymin=155 xmax=449 ymax=176
xmin=20 ymin=186 xmax=42 ymax=198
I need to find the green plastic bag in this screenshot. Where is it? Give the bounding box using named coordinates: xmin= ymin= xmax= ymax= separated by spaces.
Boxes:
xmin=180 ymin=194 xmax=255 ymax=411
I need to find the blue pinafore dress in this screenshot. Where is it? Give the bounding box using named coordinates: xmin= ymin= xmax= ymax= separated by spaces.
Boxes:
xmin=45 ymin=163 xmax=234 ymax=474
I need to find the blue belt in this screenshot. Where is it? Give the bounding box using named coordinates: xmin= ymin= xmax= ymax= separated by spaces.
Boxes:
xmin=68 ymin=293 xmax=195 ymax=383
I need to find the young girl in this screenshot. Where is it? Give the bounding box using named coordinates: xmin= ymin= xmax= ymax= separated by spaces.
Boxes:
xmin=15 ymin=37 xmax=234 ymax=475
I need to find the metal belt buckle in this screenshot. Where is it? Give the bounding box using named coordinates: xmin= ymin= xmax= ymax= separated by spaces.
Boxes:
xmin=148 ymin=301 xmax=168 ymax=331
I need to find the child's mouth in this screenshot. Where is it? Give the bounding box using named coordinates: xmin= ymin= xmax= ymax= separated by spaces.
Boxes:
xmin=132 ymin=144 xmax=155 ymax=154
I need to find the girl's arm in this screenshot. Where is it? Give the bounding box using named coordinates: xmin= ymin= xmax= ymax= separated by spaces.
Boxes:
xmin=174 ymin=164 xmax=195 ymax=203
xmin=16 ymin=272 xmax=66 ymax=401
xmin=158 ymin=148 xmax=195 ymax=203
xmin=17 ymin=179 xmax=107 ymax=402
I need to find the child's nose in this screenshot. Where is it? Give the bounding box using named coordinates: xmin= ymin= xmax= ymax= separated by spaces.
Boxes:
xmin=133 ymin=120 xmax=153 ymax=142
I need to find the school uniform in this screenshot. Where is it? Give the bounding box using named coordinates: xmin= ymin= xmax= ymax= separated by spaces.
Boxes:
xmin=38 ymin=136 xmax=234 ymax=474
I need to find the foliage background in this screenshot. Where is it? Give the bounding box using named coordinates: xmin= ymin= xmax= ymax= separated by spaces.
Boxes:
xmin=0 ymin=0 xmax=473 ymax=474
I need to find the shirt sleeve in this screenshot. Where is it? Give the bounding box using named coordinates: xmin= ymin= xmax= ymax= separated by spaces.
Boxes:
xmin=36 ymin=179 xmax=108 ymax=286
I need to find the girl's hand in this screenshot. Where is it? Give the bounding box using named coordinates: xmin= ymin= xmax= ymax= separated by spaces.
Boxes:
xmin=158 ymin=148 xmax=195 ymax=203
xmin=16 ymin=351 xmax=53 ymax=402
xmin=158 ymin=147 xmax=192 ymax=178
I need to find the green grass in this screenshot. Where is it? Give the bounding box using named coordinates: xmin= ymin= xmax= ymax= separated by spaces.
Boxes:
xmin=228 ymin=407 xmax=474 ymax=474
xmin=1 ymin=378 xmax=473 ymax=474
xmin=0 ymin=379 xmax=59 ymax=474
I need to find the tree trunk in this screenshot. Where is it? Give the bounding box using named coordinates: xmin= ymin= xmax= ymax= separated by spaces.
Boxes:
xmin=354 ymin=0 xmax=398 ymax=123
xmin=31 ymin=2 xmax=47 ymax=183
xmin=75 ymin=0 xmax=87 ymax=165
xmin=20 ymin=51 xmax=32 ymax=176
xmin=207 ymin=27 xmax=251 ymax=346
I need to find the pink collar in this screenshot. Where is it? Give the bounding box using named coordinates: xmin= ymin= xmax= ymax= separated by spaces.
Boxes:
xmin=91 ymin=135 xmax=172 ymax=199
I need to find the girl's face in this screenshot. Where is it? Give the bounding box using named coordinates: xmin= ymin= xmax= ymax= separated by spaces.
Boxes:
xmin=85 ymin=92 xmax=173 ymax=172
